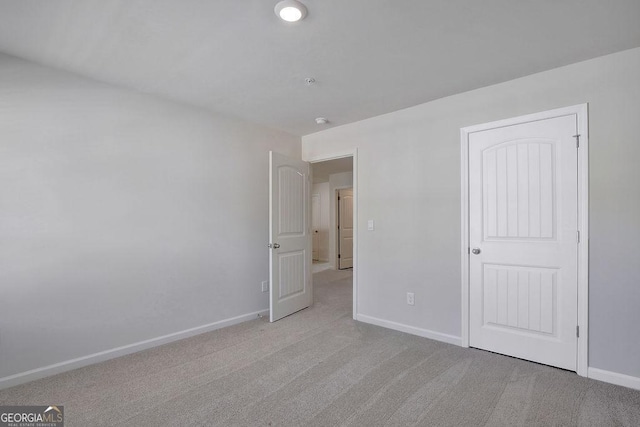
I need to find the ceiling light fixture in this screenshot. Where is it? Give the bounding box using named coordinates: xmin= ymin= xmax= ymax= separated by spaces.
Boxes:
xmin=274 ymin=0 xmax=307 ymax=22
xmin=315 ymin=117 xmax=328 ymax=125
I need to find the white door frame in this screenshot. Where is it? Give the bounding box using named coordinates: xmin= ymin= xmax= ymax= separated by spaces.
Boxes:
xmin=460 ymin=104 xmax=589 ymax=376
xmin=307 ymin=149 xmax=358 ymax=320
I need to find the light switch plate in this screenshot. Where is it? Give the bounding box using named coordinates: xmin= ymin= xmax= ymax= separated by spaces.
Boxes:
xmin=367 ymin=220 xmax=374 ymax=231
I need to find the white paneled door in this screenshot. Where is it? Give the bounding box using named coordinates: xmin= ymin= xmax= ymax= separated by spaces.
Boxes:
xmin=338 ymin=189 xmax=353 ymax=269
xmin=469 ymin=115 xmax=578 ymax=370
xmin=269 ymin=152 xmax=312 ymax=322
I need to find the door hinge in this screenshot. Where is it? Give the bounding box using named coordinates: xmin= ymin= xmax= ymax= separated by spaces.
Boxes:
xmin=338 ymin=254 xmax=341 ymax=259
xmin=573 ymin=134 xmax=580 ymax=148
xmin=576 ymin=325 xmax=580 ymax=338
xmin=577 ymin=230 xmax=580 ymax=243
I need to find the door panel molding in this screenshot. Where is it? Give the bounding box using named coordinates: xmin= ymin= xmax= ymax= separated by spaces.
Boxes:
xmin=460 ymin=104 xmax=589 ymax=376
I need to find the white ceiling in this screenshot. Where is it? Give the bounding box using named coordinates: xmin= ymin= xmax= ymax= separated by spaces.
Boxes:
xmin=0 ymin=1 xmax=639 ymax=136
xmin=312 ymin=157 xmax=353 ymax=184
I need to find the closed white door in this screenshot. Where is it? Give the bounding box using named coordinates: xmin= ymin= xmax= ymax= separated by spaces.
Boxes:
xmin=269 ymin=152 xmax=312 ymax=322
xmin=311 ymin=193 xmax=320 ymax=261
xmin=338 ymin=189 xmax=353 ymax=269
xmin=469 ymin=115 xmax=578 ymax=370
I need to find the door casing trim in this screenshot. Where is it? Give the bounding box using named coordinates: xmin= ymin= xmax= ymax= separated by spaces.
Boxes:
xmin=459 ymin=104 xmax=589 ymax=376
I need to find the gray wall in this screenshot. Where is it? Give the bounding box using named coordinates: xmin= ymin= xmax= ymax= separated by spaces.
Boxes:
xmin=0 ymin=54 xmax=300 ymax=379
xmin=303 ymin=47 xmax=640 ymax=378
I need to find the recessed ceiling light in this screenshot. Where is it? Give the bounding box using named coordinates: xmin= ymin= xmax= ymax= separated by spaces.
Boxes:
xmin=274 ymin=0 xmax=307 ymax=22
xmin=315 ymin=117 xmax=328 ymax=125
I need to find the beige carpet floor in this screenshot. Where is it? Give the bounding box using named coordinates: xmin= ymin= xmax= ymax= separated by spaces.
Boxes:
xmin=1 ymin=269 xmax=639 ymax=426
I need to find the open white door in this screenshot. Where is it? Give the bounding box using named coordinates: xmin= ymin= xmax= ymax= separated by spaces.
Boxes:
xmin=468 ymin=114 xmax=578 ymax=370
xmin=269 ymin=151 xmax=312 ymax=322
xmin=338 ymin=189 xmax=353 ymax=269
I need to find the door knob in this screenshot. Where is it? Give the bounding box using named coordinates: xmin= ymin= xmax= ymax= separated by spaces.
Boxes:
xmin=268 ymin=243 xmax=280 ymax=249
xmin=471 ymin=248 xmax=481 ymax=255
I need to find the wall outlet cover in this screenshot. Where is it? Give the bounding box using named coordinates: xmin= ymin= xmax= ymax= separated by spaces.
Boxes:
xmin=261 ymin=281 xmax=269 ymax=292
xmin=407 ymin=292 xmax=415 ymax=306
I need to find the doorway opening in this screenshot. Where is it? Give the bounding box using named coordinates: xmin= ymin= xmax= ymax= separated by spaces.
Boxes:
xmin=310 ymin=156 xmax=354 ymax=271
xmin=309 ymin=151 xmax=357 ymax=319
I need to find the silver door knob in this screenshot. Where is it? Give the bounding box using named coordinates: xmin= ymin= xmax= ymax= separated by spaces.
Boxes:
xmin=268 ymin=243 xmax=280 ymax=249
xmin=471 ymin=248 xmax=481 ymax=255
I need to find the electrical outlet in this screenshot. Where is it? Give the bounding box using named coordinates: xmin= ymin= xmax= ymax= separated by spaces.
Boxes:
xmin=261 ymin=281 xmax=269 ymax=292
xmin=406 ymin=292 xmax=415 ymax=306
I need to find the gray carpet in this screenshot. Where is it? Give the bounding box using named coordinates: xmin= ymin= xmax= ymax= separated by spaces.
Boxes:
xmin=1 ymin=269 xmax=639 ymax=426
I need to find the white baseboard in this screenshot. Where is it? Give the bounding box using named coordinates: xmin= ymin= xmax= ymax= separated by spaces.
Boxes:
xmin=588 ymin=367 xmax=640 ymax=391
xmin=0 ymin=308 xmax=269 ymax=391
xmin=356 ymin=314 xmax=462 ymax=346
